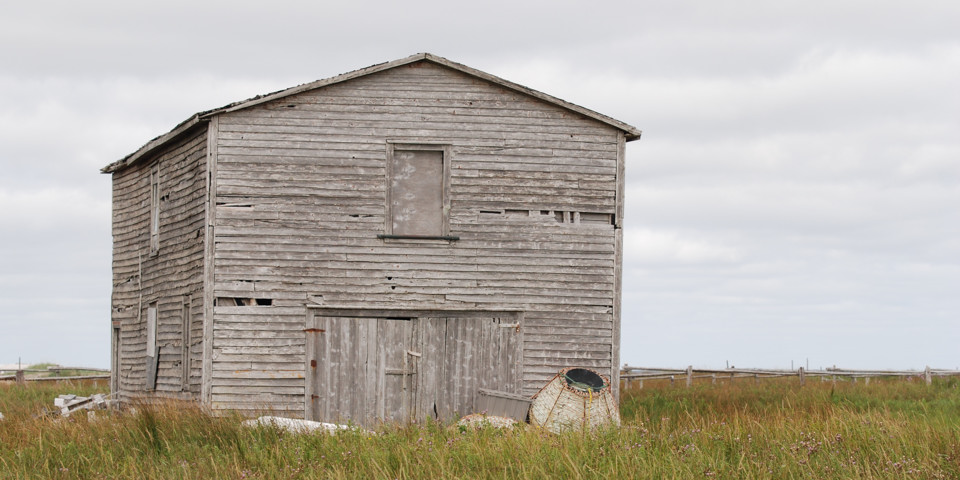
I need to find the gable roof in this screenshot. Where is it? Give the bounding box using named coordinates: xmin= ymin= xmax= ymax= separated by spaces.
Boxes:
xmin=102 ymin=53 xmax=641 ymax=173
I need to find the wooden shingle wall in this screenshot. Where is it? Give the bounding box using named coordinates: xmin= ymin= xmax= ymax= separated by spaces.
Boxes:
xmin=209 ymin=61 xmax=620 ymax=414
xmin=111 ymin=127 xmax=207 ymax=400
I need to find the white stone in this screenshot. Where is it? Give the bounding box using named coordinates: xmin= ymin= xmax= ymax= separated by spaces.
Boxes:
xmin=241 ymin=416 xmax=369 ymax=435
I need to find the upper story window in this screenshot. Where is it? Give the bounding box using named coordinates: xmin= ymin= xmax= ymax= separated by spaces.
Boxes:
xmin=384 ymin=143 xmax=453 ymax=240
xmin=150 ymin=165 xmax=160 ymax=253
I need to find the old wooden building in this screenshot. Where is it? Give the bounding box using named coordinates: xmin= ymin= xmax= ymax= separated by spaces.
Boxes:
xmin=103 ymin=53 xmax=641 ymax=425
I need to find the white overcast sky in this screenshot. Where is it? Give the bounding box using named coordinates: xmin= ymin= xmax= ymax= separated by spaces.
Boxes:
xmin=1 ymin=1 xmax=957 ymax=370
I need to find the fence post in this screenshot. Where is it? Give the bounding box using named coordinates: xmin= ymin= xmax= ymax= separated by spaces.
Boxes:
xmin=669 ymin=375 xmax=675 ymax=386
xmin=754 ymin=373 xmax=759 ymax=385
xmin=925 ymin=366 xmax=932 ymax=385
xmin=638 ymin=379 xmax=643 ymax=389
xmin=711 ymin=374 xmax=716 ymax=385
xmin=864 ymin=376 xmax=870 ymax=385
xmin=686 ymin=366 xmax=693 ymax=388
xmin=15 ymin=370 xmax=25 ymax=385
xmin=798 ymin=367 xmax=805 ymax=386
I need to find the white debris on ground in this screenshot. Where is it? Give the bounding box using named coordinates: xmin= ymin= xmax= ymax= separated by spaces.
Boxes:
xmin=54 ymin=393 xmax=111 ymax=417
xmin=456 ymin=414 xmax=518 ymax=429
xmin=0 ymin=411 xmax=4 ymax=421
xmin=242 ymin=415 xmax=370 ymax=434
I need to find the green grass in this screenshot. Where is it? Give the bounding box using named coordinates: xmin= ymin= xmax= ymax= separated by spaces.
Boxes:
xmin=1 ymin=377 xmax=958 ymax=478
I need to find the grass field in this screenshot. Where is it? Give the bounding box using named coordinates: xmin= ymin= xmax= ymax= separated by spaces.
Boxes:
xmin=1 ymin=377 xmax=958 ymax=479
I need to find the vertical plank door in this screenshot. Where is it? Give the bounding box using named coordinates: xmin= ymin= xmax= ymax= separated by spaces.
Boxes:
xmin=306 ymin=316 xmax=416 ymax=426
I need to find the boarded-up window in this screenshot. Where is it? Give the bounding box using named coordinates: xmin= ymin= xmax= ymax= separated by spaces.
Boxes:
xmin=181 ymin=296 xmax=191 ymax=391
xmin=146 ymin=303 xmax=158 ymax=390
xmin=150 ymin=166 xmax=159 ymax=253
xmin=387 ymin=144 xmax=449 ymax=237
xmin=146 ymin=304 xmax=157 ymax=358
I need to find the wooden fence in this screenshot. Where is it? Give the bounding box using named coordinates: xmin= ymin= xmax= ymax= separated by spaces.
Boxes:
xmin=621 ymin=365 xmax=960 ymax=388
xmin=0 ymin=366 xmax=110 ymax=384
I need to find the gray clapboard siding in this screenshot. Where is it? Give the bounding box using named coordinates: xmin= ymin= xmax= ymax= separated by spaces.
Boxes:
xmin=111 ymin=126 xmax=207 ymax=400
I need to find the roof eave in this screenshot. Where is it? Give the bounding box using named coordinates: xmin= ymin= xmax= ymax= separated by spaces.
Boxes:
xmin=101 ymin=114 xmax=205 ymax=174
xmin=419 ymin=53 xmax=642 ymax=140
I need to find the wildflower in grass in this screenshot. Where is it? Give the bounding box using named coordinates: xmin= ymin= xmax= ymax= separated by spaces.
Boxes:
xmin=675 ymin=443 xmax=697 ymax=457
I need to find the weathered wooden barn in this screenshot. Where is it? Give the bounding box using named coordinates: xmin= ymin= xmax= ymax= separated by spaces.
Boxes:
xmin=103 ymin=53 xmax=641 ymax=425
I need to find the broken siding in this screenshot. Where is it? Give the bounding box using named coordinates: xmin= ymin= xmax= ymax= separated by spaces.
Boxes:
xmin=111 ymin=127 xmax=207 ymax=400
xmin=210 ymin=61 xmax=619 ymax=411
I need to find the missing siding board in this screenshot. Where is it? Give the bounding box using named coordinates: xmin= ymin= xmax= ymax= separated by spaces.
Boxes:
xmin=216 ymin=297 xmax=273 ymax=306
xmin=480 ymin=208 xmax=610 ymax=225
xmin=580 ymin=212 xmax=614 ymax=225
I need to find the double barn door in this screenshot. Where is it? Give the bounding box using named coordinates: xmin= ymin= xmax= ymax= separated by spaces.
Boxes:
xmin=305 ymin=309 xmax=522 ymax=426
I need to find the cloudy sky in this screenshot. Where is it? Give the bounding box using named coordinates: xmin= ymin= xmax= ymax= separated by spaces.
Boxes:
xmin=1 ymin=1 xmax=957 ymax=370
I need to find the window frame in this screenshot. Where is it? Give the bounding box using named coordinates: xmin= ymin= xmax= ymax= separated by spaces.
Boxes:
xmin=145 ymin=302 xmax=158 ymax=391
xmin=181 ymin=295 xmax=191 ymax=391
xmin=383 ymin=142 xmax=453 ymax=240
xmin=149 ymin=165 xmax=160 ymax=254
xmin=146 ymin=303 xmax=157 ymax=359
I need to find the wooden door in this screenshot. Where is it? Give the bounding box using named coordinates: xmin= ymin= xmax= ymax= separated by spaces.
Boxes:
xmin=416 ymin=316 xmax=522 ymax=422
xmin=305 ymin=316 xmax=417 ymax=425
xmin=306 ymin=311 xmax=521 ymax=426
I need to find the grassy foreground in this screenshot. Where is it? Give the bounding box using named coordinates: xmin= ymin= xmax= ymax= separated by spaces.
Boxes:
xmin=1 ymin=378 xmax=958 ymax=479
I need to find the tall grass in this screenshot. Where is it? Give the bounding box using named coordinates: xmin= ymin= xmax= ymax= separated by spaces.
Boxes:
xmin=1 ymin=377 xmax=958 ymax=478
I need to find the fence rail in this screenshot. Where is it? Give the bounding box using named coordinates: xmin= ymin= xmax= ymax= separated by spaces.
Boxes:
xmin=621 ymin=365 xmax=960 ymax=388
xmin=0 ymin=365 xmax=110 ymax=384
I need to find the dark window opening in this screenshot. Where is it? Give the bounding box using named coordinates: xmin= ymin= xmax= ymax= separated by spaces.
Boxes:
xmin=216 ymin=297 xmax=273 ymax=306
